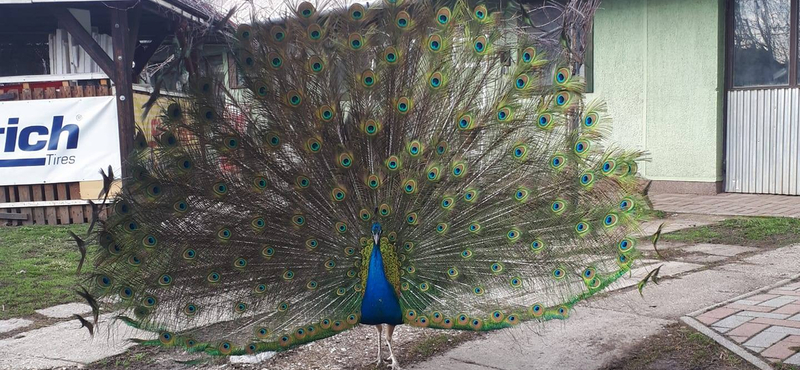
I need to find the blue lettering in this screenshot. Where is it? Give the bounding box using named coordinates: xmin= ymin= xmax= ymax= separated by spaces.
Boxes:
xmin=48 ymin=116 xmax=79 ymax=150
xmin=4 ymin=118 xmax=17 ymax=152
xmin=19 ymin=126 xmax=49 ymax=151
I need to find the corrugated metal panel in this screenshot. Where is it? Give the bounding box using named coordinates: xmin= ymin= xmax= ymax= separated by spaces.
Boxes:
xmin=725 ymin=88 xmax=800 ymax=195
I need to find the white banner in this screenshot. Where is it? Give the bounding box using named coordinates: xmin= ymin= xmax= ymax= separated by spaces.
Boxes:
xmin=0 ymin=96 xmax=121 ymax=186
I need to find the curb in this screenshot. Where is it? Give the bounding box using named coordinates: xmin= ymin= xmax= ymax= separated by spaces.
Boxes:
xmin=682 ymin=272 xmax=800 ymax=370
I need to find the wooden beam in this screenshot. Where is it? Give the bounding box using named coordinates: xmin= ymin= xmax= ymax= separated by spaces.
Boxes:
xmin=127 ymin=2 xmax=143 ymax=58
xmin=50 ymin=8 xmax=115 ymax=79
xmin=0 ymin=213 xmax=28 ymax=221
xmin=132 ymin=34 xmax=167 ymax=79
xmin=111 ymin=7 xmax=135 ymax=178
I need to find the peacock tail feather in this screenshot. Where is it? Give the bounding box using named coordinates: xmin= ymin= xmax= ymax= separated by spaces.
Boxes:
xmin=80 ymin=0 xmax=646 ymax=356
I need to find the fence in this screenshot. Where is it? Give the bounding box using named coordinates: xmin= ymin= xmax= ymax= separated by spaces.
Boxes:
xmin=0 ymin=82 xmax=112 ymax=226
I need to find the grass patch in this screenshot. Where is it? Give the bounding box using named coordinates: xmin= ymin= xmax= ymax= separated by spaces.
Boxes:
xmin=408 ymin=333 xmax=451 ymax=358
xmin=0 ymin=224 xmax=88 ymax=319
xmin=644 ymin=209 xmax=667 ymax=219
xmin=661 ymin=217 xmax=800 ymax=247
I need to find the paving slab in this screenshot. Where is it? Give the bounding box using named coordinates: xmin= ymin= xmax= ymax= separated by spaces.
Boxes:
xmin=679 ymin=254 xmax=728 ymax=264
xmin=759 ymin=296 xmax=797 ymax=308
xmin=719 ymin=246 xmax=800 ymax=278
xmin=635 ymin=214 xmax=727 ymax=237
xmin=0 ymin=318 xmax=33 ymax=334
xmin=410 ymin=307 xmax=671 ymax=370
xmin=682 ymin=244 xmax=759 ymax=257
xmin=765 ymin=326 xmax=800 ymax=335
xmin=786 ymin=351 xmax=800 ymax=365
xmin=743 ymin=331 xmax=787 ymax=349
xmin=737 ymin=311 xmax=791 ymax=319
xmin=34 ymin=303 xmax=92 ymax=319
xmin=610 ymin=260 xmax=703 ymax=291
xmin=636 ymin=241 xmax=689 ymax=255
xmin=587 ymin=267 xmax=783 ymax=320
xmin=0 ymin=313 xmax=154 ymax=370
xmin=712 ymin=315 xmax=753 ymax=329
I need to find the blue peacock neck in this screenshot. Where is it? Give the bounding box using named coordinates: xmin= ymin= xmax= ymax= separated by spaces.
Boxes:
xmin=359 ymin=222 xmax=403 ymax=325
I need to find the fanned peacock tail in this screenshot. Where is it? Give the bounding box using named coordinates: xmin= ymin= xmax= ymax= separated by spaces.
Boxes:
xmin=79 ymin=0 xmax=646 ymax=356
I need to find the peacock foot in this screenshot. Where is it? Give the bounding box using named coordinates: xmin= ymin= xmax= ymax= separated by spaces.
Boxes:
xmin=389 ymin=356 xmax=401 ymax=370
xmin=375 ymin=358 xmax=385 ymax=368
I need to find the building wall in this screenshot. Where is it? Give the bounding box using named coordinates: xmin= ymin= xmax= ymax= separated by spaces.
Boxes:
xmin=590 ymin=0 xmax=726 ymax=193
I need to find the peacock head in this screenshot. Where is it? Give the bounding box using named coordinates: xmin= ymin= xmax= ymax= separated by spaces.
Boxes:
xmin=371 ymin=221 xmax=382 ymax=245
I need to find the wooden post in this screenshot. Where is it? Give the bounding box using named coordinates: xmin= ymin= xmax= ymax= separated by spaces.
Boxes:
xmin=111 ymin=7 xmax=135 ymax=178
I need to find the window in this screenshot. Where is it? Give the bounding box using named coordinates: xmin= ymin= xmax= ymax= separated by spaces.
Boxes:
xmin=522 ymin=0 xmax=593 ymax=92
xmin=732 ymin=0 xmax=792 ymax=87
xmin=0 ymin=35 xmax=49 ymax=77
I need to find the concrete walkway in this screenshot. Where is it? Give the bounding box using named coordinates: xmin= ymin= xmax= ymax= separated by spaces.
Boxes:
xmin=0 ymin=307 xmax=153 ymax=369
xmin=652 ymin=193 xmax=800 ymax=217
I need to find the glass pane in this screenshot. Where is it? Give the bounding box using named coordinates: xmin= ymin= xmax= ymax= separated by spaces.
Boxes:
xmin=0 ymin=35 xmax=50 ymax=77
xmin=733 ymin=0 xmax=791 ymax=87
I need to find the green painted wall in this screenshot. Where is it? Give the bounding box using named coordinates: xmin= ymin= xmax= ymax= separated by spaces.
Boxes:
xmin=590 ymin=0 xmax=725 ymax=183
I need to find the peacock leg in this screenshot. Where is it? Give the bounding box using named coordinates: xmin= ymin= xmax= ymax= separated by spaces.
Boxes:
xmin=374 ymin=325 xmax=385 ymax=367
xmin=386 ymin=324 xmax=400 ymax=370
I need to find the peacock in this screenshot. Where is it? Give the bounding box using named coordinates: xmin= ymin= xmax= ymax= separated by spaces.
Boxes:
xmin=74 ymin=0 xmax=645 ymax=368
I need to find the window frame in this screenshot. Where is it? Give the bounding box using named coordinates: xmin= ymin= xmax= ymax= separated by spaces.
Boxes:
xmin=726 ymin=0 xmax=800 ymax=90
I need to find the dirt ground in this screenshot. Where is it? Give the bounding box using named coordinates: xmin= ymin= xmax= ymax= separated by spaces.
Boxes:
xmin=79 ymin=324 xmax=480 ymax=370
